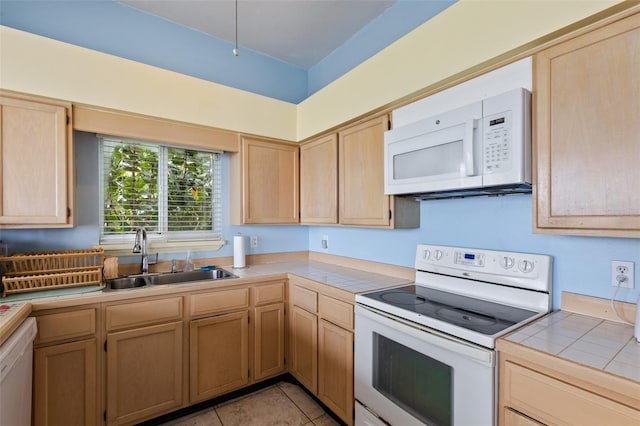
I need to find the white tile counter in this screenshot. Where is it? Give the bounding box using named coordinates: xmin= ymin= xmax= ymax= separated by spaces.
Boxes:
xmin=504 ymin=310 xmax=640 ymax=383
xmin=226 ymin=260 xmax=412 ymax=294
xmin=0 ymin=258 xmax=412 ymax=340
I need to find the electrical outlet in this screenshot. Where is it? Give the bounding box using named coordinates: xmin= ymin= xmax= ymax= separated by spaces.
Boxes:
xmin=611 ymin=260 xmax=634 ymax=288
xmin=321 ymin=235 xmax=329 ymax=249
xmin=250 ymin=236 xmax=258 ymax=248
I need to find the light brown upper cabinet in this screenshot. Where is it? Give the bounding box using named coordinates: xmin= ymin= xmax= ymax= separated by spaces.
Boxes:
xmin=339 ymin=115 xmax=419 ymax=228
xmin=0 ymin=92 xmax=74 ymax=227
xmin=230 ymin=136 xmax=299 ymax=224
xmin=300 ymin=134 xmax=338 ymax=224
xmin=534 ymin=12 xmax=640 ymax=237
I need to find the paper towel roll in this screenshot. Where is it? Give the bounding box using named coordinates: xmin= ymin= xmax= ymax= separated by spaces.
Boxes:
xmin=233 ymin=235 xmax=246 ymax=268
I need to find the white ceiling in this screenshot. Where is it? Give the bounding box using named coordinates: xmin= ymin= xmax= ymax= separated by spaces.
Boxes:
xmin=118 ymin=0 xmax=396 ymax=69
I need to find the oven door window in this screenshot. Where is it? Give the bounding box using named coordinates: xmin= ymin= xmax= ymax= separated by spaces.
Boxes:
xmin=372 ymin=333 xmax=452 ymax=426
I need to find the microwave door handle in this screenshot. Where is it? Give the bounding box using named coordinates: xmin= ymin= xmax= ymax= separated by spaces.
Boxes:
xmin=463 ymin=119 xmax=478 ymax=176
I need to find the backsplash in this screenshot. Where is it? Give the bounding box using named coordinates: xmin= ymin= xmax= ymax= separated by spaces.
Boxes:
xmin=308 ymin=194 xmax=640 ymax=309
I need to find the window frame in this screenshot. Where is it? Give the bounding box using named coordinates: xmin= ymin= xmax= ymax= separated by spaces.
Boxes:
xmin=97 ymin=136 xmax=224 ymax=254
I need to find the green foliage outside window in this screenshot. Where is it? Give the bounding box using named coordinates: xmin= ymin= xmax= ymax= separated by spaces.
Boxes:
xmin=103 ymin=140 xmax=215 ymax=236
xmin=104 ymin=143 xmax=159 ymax=234
xmin=167 ymin=148 xmax=213 ymax=232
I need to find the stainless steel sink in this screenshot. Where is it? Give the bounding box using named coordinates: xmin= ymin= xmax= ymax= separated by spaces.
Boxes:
xmin=144 ymin=269 xmax=237 ymax=285
xmin=104 ymin=276 xmax=149 ymax=290
xmin=104 ymin=268 xmax=237 ymax=291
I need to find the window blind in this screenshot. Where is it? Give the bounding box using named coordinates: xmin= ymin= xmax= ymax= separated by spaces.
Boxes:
xmin=99 ymin=137 xmax=222 ymax=243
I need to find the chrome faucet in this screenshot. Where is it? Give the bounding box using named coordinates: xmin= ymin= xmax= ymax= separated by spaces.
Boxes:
xmin=132 ymin=226 xmax=149 ymax=274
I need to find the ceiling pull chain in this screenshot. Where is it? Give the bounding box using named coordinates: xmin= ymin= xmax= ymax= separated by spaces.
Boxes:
xmin=233 ymin=0 xmax=239 ymax=56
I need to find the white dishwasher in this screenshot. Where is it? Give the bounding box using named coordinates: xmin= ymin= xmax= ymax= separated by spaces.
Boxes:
xmin=0 ymin=317 xmax=37 ymax=426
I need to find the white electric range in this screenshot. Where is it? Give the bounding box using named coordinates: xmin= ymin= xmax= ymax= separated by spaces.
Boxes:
xmin=354 ymin=244 xmax=552 ymax=426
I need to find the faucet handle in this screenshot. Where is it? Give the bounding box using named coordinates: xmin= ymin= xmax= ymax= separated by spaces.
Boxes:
xmin=171 ymin=259 xmax=178 ymax=273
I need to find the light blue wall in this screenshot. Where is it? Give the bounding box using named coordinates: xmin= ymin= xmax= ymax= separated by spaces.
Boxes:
xmin=0 ymin=0 xmax=456 ymax=102
xmin=0 ymin=0 xmax=308 ymax=103
xmin=0 ymin=132 xmax=309 ymax=266
xmin=1 ymin=135 xmax=638 ymax=310
xmin=307 ymin=195 xmax=640 ymax=310
xmin=307 ymin=0 xmax=456 ymax=96
xmin=2 ymin=1 xmax=637 ymax=310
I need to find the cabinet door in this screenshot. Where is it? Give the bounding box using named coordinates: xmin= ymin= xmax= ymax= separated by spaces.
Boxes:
xmin=0 ymin=95 xmax=72 ymax=226
xmin=289 ymin=306 xmax=318 ymax=393
xmin=318 ymin=319 xmax=354 ymax=425
xmin=300 ymin=134 xmax=338 ymax=224
xmin=189 ymin=311 xmax=249 ymax=403
xmin=254 ymin=303 xmax=285 ymax=380
xmin=34 ymin=339 xmax=98 ymax=426
xmin=338 ymin=115 xmax=390 ymax=227
xmin=534 ymin=13 xmax=640 ymax=237
xmin=241 ymin=136 xmax=299 ymax=224
xmin=106 ymin=321 xmax=183 ymax=425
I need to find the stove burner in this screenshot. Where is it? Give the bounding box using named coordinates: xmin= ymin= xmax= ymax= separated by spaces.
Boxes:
xmin=436 ymin=307 xmax=498 ymax=327
xmin=380 ymin=291 xmax=428 ymax=305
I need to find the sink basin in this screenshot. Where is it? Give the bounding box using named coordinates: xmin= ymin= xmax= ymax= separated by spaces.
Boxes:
xmin=105 ymin=268 xmax=237 ymax=290
xmin=105 ymin=276 xmax=148 ymax=290
xmin=144 ymin=269 xmax=237 ymax=285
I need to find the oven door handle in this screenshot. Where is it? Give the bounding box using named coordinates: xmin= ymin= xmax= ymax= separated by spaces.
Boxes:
xmin=356 ymin=304 xmax=495 ymax=367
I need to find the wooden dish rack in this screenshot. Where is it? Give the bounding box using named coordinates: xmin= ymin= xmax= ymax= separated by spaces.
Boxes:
xmin=0 ymin=248 xmax=105 ymax=297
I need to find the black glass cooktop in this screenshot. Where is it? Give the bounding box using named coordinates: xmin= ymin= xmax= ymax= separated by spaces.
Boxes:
xmin=361 ymin=284 xmax=538 ymax=335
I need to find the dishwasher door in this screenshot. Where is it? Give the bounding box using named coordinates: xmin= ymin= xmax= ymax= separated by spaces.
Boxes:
xmin=0 ymin=317 xmax=37 ymax=426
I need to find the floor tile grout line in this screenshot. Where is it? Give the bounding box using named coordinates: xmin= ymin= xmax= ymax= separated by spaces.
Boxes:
xmin=208 ymin=405 xmax=224 ymax=426
xmin=276 ymin=383 xmax=314 ymax=425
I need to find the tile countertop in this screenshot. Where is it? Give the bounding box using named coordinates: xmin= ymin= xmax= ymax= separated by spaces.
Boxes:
xmin=0 ymin=301 xmax=32 ymax=346
xmin=225 ymin=260 xmax=412 ymax=294
xmin=504 ymin=310 xmax=640 ymax=383
xmin=0 ymin=259 xmax=413 ymax=342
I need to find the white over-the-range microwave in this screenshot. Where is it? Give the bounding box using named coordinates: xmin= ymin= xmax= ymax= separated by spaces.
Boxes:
xmin=384 ymin=88 xmax=531 ymax=200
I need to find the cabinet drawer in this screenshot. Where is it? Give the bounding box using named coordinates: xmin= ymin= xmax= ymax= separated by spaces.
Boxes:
xmin=318 ymin=295 xmax=353 ymax=330
xmin=504 ymin=361 xmax=640 ymax=425
xmin=191 ymin=288 xmax=249 ymax=317
xmin=253 ymin=282 xmax=285 ymax=306
xmin=291 ymin=285 xmax=317 ymax=313
xmin=106 ymin=297 xmax=183 ymax=331
xmin=35 ymin=308 xmax=96 ymax=345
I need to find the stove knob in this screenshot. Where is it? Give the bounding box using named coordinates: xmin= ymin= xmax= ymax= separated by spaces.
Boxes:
xmin=434 ymin=250 xmax=444 ymax=260
xmin=422 ymin=249 xmax=431 ymax=259
xmin=518 ymin=260 xmax=535 ymax=273
xmin=501 ymin=256 xmax=515 ymax=269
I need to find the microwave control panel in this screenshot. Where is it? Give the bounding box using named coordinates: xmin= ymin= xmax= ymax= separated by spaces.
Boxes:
xmin=483 ymin=111 xmax=512 ymax=174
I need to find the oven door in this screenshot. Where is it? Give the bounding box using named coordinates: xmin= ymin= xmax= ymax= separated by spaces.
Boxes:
xmin=355 ymin=304 xmax=496 ymax=426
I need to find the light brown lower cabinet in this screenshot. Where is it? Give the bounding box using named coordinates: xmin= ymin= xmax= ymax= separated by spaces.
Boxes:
xmin=33 ymin=338 xmax=98 ymax=426
xmin=318 ymin=319 xmax=354 ymax=423
xmin=32 ymin=307 xmax=99 ymax=426
xmin=289 ymin=280 xmax=354 ymax=425
xmin=189 ymin=310 xmax=249 ymax=403
xmin=253 ymin=303 xmax=286 ymax=380
xmin=498 ymin=339 xmax=640 ymax=426
xmin=289 ymin=305 xmax=318 ymax=393
xmin=31 ymin=278 xmax=355 ymax=425
xmin=106 ymin=321 xmax=183 ymax=425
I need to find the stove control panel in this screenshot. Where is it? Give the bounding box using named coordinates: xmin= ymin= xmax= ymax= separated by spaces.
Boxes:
xmin=454 ymin=251 xmax=485 ymax=267
xmin=415 ymin=244 xmax=552 ymax=292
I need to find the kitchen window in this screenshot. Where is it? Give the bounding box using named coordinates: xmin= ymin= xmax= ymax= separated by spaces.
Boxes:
xmin=98 ymin=136 xmax=222 ymax=250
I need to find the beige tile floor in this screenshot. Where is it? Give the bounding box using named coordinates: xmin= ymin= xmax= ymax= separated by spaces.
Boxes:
xmin=161 ymin=382 xmax=340 ymax=426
